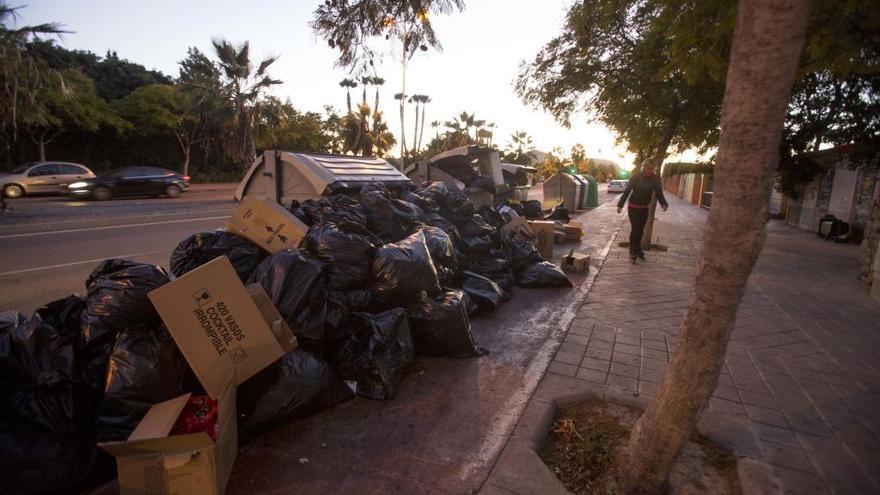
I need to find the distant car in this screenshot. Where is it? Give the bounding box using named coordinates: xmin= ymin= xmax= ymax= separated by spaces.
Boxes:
xmin=1 ymin=161 xmax=96 ymax=198
xmin=607 ymin=179 xmax=628 ymax=193
xmin=68 ymin=166 xmax=189 ymax=200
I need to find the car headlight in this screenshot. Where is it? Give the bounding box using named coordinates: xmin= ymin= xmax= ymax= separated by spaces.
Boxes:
xmin=68 ymin=182 xmax=88 ymax=189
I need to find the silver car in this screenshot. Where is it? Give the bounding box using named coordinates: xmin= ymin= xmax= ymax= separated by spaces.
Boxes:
xmin=1 ymin=161 xmax=96 ymax=198
xmin=607 ymin=179 xmax=628 ymax=193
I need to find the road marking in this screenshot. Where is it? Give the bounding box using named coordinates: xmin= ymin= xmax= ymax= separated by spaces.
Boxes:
xmin=0 ymin=215 xmax=229 ymax=240
xmin=0 ymin=249 xmax=170 ymax=277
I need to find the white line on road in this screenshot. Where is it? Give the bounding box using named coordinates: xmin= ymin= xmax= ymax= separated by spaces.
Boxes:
xmin=0 ymin=215 xmax=229 ymax=240
xmin=0 ymin=249 xmax=169 ymax=277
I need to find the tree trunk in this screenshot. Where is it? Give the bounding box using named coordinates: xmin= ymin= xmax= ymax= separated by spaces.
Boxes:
xmin=412 ymin=102 xmax=420 ymax=157
xmin=399 ymin=46 xmax=408 ymax=168
xmin=346 ymin=90 xmax=352 ymax=114
xmin=617 ymin=1 xmax=808 ymax=493
xmin=641 ymin=110 xmax=680 ymax=250
xmin=418 ymin=103 xmax=427 ymax=152
xmin=37 ymin=135 xmax=46 ymax=161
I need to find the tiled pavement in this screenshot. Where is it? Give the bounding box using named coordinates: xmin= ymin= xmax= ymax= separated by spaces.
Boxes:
xmin=486 ymin=196 xmax=880 ymax=495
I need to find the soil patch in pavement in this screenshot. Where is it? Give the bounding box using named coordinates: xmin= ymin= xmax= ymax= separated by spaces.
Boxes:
xmin=540 ymin=399 xmax=740 ymax=495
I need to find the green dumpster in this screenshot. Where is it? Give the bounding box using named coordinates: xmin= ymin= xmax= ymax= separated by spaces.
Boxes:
xmin=580 ymin=174 xmax=599 ymax=207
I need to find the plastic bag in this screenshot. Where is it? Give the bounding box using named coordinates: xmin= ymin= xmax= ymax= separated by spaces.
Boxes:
xmin=467 ymin=257 xmax=515 ymax=293
xmin=331 ymin=308 xmax=413 ymax=400
xmin=301 ymin=222 xmax=379 ymax=290
xmin=237 ymin=348 xmax=355 ymax=438
xmin=461 ymin=271 xmax=504 ymax=312
xmin=97 ymin=326 xmax=193 ymax=441
xmin=171 ymin=395 xmax=218 ymax=441
xmin=477 ymin=205 xmax=506 ymax=230
xmin=424 ymin=212 xmax=464 ymax=248
xmin=517 ymin=261 xmax=573 ymax=288
xmin=521 ymin=199 xmax=543 ymax=219
xmin=360 ymin=187 xmax=424 ymax=243
xmin=0 ymin=427 xmax=112 ymax=495
xmin=81 ymin=259 xmax=169 ymax=348
xmin=420 ymin=226 xmax=456 ymax=269
xmin=372 ymin=230 xmax=441 ymax=309
xmin=407 ymin=291 xmax=484 ymax=358
xmin=325 ymin=289 xmax=373 ymax=340
xmin=548 ymin=204 xmax=570 ymax=221
xmin=292 ymin=195 xmax=366 ymax=226
xmin=0 ymin=305 xmax=78 ymax=433
xmin=249 ymin=249 xmax=329 ymax=352
xmin=457 ymin=214 xmax=496 ymax=237
xmin=169 ymin=230 xmax=264 ymax=281
xmin=503 ymin=235 xmax=544 ymax=272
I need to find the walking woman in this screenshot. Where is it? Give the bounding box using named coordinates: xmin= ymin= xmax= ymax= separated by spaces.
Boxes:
xmin=617 ymin=159 xmax=668 ymax=262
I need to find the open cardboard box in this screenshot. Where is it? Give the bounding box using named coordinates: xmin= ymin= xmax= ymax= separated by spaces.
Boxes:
xmin=102 ymin=256 xmax=297 ymax=495
xmin=227 ymin=195 xmax=308 ymax=253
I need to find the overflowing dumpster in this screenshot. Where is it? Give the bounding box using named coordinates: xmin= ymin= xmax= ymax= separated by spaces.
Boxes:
xmin=236 ymin=150 xmax=411 ymax=204
xmin=404 ymin=145 xmax=517 ymax=207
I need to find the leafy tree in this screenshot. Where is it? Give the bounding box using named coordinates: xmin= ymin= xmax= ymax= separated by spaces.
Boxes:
xmin=502 ymin=130 xmax=535 ymax=165
xmin=619 ymin=0 xmax=808 ymax=491
xmin=116 ymin=84 xmax=202 ymax=175
xmin=311 ymin=0 xmax=465 ymax=166
xmin=25 ymin=68 xmax=125 ymax=161
xmin=178 ymin=46 xmax=225 ymax=164
xmin=255 ymin=96 xmax=332 ymax=153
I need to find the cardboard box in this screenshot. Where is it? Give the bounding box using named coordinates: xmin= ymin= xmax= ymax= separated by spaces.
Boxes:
xmin=227 ymin=196 xmax=308 ymax=253
xmin=564 ymin=224 xmax=583 ymax=241
xmin=562 ymin=251 xmax=591 ymax=273
xmin=148 ymin=256 xmax=297 ymax=397
xmin=500 ymin=215 xmax=535 ymax=238
xmin=528 ymin=220 xmax=555 ymax=260
xmin=103 ymin=256 xmax=298 ymax=495
xmin=101 ymin=377 xmax=238 ymax=495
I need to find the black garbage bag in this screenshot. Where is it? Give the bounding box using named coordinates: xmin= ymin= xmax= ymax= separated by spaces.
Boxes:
xmin=0 ymin=312 xmax=76 ymax=434
xmin=407 ymin=290 xmax=484 ymax=358
xmin=503 ymin=235 xmax=544 ymax=272
xmin=460 ymin=233 xmax=494 ymax=254
xmin=81 ymin=259 xmax=170 ymax=348
xmin=331 ymin=308 xmax=414 ymax=400
xmin=96 ymin=326 xmax=194 ymax=441
xmin=521 ymin=199 xmax=543 ymax=219
xmin=424 ymin=212 xmax=464 ymax=248
xmin=372 ymin=230 xmax=441 ymax=309
xmin=325 ymin=289 xmax=373 ymax=339
xmin=0 ymin=427 xmax=113 ymax=495
xmin=301 ymin=222 xmax=379 ymax=290
xmin=237 ymin=348 xmax=355 ymax=438
xmin=440 ymin=187 xmax=475 ymax=222
xmin=468 ymin=176 xmax=495 ymax=192
xmin=517 ymin=261 xmax=573 ymax=288
xmin=460 ymin=290 xmax=480 ymax=316
xmin=461 ymin=271 xmax=504 ymax=312
xmin=295 ymin=195 xmax=367 ymax=226
xmin=401 ymin=190 xmax=440 ymax=213
xmin=548 ymin=204 xmax=571 ymax=221
xmin=467 ymin=257 xmax=515 ymax=293
xmin=457 ymin=214 xmax=496 ymax=237
xmin=360 ymin=187 xmax=424 ymax=243
xmin=477 ymin=205 xmax=506 ymax=230
xmin=169 ymin=230 xmax=264 ymax=281
xmin=420 ymin=226 xmax=456 ymax=269
xmin=249 ymin=249 xmax=329 ymax=352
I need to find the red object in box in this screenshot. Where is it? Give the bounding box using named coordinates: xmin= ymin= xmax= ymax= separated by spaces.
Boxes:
xmin=171 ymin=395 xmax=219 ymax=441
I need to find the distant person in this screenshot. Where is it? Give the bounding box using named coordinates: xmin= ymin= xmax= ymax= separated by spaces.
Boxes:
xmin=617 ymin=159 xmax=668 ymax=262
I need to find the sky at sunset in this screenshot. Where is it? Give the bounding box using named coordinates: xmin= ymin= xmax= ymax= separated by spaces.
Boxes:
xmin=21 ymin=0 xmax=703 ymax=167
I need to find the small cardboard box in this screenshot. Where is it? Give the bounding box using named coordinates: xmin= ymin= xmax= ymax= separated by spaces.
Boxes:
xmin=101 ymin=376 xmax=238 ymax=495
xmin=148 ymin=256 xmax=297 ymax=397
xmin=564 ymin=223 xmax=583 ymax=241
xmin=528 ymin=220 xmax=555 ymax=260
xmin=562 ymin=251 xmax=591 ymax=273
xmin=227 ymin=196 xmax=308 ymax=253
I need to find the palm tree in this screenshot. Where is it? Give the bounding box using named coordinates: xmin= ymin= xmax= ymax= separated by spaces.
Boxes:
xmin=0 ymin=3 xmax=66 ymax=159
xmin=431 ymin=120 xmax=441 ymax=139
xmin=359 ymin=76 xmax=371 ymax=105
xmin=211 ymin=38 xmax=282 ymax=171
xmin=339 ymin=78 xmax=357 ymax=114
xmin=617 ymin=0 xmax=809 ymax=491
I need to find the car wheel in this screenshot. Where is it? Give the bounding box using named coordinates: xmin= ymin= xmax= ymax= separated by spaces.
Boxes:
xmin=166 ymin=185 xmax=181 ymax=198
xmin=93 ymin=187 xmax=112 ymax=201
xmin=3 ymin=184 xmax=24 ymax=198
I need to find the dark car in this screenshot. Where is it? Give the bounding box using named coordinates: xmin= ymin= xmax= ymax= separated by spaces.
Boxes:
xmin=67 ymin=166 xmax=189 ymax=200
xmin=1 ymin=161 xmax=96 ymax=198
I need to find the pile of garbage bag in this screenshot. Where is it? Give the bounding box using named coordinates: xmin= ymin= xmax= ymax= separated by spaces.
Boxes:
xmin=0 ymin=181 xmax=572 ymax=494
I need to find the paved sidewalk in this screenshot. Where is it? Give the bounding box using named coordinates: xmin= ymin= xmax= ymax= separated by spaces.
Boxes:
xmin=484 ymin=196 xmax=880 ymax=495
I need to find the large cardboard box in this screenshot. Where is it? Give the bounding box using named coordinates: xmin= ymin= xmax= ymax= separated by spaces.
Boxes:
xmin=101 ymin=377 xmax=238 ymax=495
xmin=528 ymin=220 xmax=555 ymax=260
xmin=101 ymin=256 xmax=298 ymax=495
xmin=148 ymin=256 xmax=297 ymax=397
xmin=227 ymin=196 xmax=308 ymax=253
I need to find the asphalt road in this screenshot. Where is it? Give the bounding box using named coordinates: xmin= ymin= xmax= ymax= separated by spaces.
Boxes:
xmin=0 ymin=184 xmax=238 ymax=313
